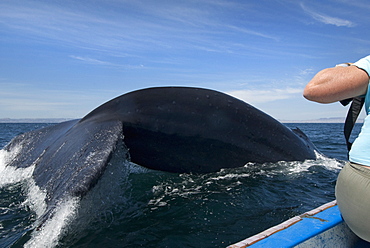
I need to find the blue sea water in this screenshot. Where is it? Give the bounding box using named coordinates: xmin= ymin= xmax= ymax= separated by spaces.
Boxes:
xmin=0 ymin=122 xmax=362 ymax=247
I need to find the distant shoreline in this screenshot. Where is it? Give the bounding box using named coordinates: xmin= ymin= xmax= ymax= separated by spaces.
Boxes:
xmin=0 ymin=118 xmax=74 ymax=123
xmin=280 ymin=117 xmax=363 ymax=123
xmin=0 ymin=117 xmax=363 ymax=124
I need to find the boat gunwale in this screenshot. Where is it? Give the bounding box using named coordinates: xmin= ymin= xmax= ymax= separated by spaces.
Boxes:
xmin=228 ymin=200 xmax=338 ymax=248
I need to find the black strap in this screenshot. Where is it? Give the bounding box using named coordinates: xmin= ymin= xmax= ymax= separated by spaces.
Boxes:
xmin=342 ymin=97 xmax=365 ymax=153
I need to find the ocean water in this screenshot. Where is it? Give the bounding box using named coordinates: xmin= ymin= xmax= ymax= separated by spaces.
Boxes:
xmin=0 ymin=122 xmax=362 ymax=248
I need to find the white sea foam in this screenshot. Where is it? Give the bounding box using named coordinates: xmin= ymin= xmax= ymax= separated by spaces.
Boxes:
xmin=0 ymin=147 xmax=34 ymax=187
xmin=0 ymin=147 xmax=76 ymax=247
xmin=0 ymin=147 xmax=47 ymax=217
xmin=238 ymin=151 xmax=344 ymax=177
xmin=206 ymin=173 xmax=251 ymax=182
xmin=0 ymin=162 xmax=34 ymax=187
xmin=24 ymin=197 xmax=79 ymax=248
xmin=315 ymin=152 xmax=344 ymax=171
xmin=284 ymin=155 xmax=344 ymax=175
xmin=21 ymin=180 xmax=47 ymax=218
xmin=284 ymin=161 xmax=311 ymax=174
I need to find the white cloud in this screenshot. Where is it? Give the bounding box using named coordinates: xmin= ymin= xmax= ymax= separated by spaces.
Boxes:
xmin=227 ymin=88 xmax=302 ymax=104
xmin=299 ymin=68 xmax=315 ymax=76
xmin=300 ymin=3 xmax=355 ymax=27
xmin=70 ymin=56 xmax=112 ymax=66
xmin=224 ymin=24 xmax=280 ymax=41
xmin=69 ymin=55 xmax=145 ymax=69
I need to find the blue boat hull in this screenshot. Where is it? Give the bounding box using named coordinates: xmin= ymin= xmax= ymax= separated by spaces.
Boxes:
xmin=228 ymin=200 xmax=370 ymax=247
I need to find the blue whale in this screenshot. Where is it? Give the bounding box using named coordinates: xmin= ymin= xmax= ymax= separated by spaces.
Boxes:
xmin=4 ymin=87 xmax=317 ymax=227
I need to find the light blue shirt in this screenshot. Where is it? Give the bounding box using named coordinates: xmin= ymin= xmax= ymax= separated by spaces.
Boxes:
xmin=349 ymin=55 xmax=370 ymax=166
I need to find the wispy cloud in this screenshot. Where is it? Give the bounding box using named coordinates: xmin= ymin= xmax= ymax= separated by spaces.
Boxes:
xmin=298 ymin=68 xmax=315 ymax=76
xmin=69 ymin=55 xmax=144 ymax=69
xmin=227 ymin=88 xmax=302 ymax=104
xmin=300 ymin=3 xmax=355 ymax=27
xmin=0 ymin=0 xmax=278 ymax=57
xmin=225 ymin=25 xmax=280 ymax=41
xmin=70 ymin=56 xmax=112 ymax=66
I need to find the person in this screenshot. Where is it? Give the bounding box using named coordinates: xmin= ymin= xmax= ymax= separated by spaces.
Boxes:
xmin=304 ymin=55 xmax=370 ymax=242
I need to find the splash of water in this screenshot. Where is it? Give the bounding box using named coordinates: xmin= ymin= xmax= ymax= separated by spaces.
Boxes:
xmin=0 ymin=147 xmax=78 ymax=248
xmin=24 ymin=197 xmax=79 ymax=248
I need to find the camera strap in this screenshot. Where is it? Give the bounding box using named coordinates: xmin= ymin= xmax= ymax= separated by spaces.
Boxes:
xmin=341 ymin=97 xmax=365 ymax=153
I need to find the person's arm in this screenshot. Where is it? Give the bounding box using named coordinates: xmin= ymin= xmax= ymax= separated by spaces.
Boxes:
xmin=304 ymin=60 xmax=370 ymax=104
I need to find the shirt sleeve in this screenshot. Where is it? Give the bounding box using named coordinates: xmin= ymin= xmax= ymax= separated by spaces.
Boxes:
xmin=353 ymin=55 xmax=370 ymax=77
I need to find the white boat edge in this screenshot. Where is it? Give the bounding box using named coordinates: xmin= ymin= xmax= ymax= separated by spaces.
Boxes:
xmin=227 ymin=200 xmax=370 ymax=247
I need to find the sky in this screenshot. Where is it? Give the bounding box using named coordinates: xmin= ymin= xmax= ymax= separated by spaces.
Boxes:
xmin=1 ymin=0 xmax=370 ymax=121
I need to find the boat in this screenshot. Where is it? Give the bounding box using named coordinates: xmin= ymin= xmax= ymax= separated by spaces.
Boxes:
xmin=228 ymin=200 xmax=370 ymax=247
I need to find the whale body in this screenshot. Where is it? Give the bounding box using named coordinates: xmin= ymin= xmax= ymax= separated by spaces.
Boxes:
xmin=3 ymin=87 xmax=317 ymax=226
